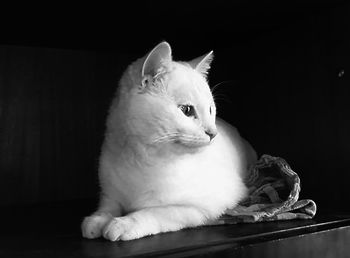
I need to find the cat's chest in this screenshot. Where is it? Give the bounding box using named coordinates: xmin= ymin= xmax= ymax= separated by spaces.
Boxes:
xmin=125 ymin=145 xmax=241 ymax=210
xmin=105 ymin=132 xmax=246 ymax=213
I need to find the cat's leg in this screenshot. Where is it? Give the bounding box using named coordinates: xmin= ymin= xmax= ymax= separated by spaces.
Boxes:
xmin=82 ymin=196 xmax=122 ymax=239
xmin=102 ymin=205 xmax=210 ymax=241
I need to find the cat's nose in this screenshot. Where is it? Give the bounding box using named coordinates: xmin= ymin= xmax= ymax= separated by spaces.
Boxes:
xmin=205 ymin=130 xmax=217 ymax=141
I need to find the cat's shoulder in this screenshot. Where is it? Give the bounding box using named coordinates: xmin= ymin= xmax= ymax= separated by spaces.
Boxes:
xmin=216 ymin=117 xmax=257 ymax=166
xmin=216 ymin=117 xmax=240 ymax=138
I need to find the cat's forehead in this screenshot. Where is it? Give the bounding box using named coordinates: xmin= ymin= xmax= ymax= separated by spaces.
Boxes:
xmin=167 ymin=63 xmax=212 ymax=103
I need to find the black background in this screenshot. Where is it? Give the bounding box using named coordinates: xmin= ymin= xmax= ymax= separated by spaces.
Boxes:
xmin=0 ymin=1 xmax=349 ymax=214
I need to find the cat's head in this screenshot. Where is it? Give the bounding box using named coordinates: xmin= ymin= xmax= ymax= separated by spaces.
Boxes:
xmin=117 ymin=42 xmax=217 ymax=149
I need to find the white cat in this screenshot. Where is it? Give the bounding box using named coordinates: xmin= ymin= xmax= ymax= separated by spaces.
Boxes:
xmin=81 ymin=42 xmax=257 ymax=241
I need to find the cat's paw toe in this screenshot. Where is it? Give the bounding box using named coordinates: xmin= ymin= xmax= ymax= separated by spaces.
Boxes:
xmin=81 ymin=213 xmax=112 ymax=239
xmin=119 ymin=230 xmax=142 ymax=241
xmin=102 ymin=217 xmax=130 ymax=241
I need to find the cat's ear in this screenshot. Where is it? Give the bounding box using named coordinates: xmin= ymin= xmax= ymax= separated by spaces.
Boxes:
xmin=188 ymin=51 xmax=214 ymax=78
xmin=141 ymin=41 xmax=172 ymax=78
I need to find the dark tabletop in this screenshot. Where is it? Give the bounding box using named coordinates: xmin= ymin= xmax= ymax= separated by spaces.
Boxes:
xmin=1 ymin=200 xmax=349 ymax=258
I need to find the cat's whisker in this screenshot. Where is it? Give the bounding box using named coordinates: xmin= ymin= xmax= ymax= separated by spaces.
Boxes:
xmin=153 ymin=133 xmax=208 ymax=146
xmin=152 ymin=133 xmax=180 ymax=143
xmin=211 ymin=80 xmax=233 ymax=95
xmin=213 ymin=93 xmax=232 ymax=104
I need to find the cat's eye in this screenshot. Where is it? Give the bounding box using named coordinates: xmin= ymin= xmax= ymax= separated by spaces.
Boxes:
xmin=179 ymin=105 xmax=196 ymax=117
xmin=209 ymin=106 xmax=212 ymax=115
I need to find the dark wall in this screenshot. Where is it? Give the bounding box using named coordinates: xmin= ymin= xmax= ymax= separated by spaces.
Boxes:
xmin=0 ymin=3 xmax=349 ymax=213
xmin=0 ymin=48 xmax=104 ymax=205
xmin=216 ymin=5 xmax=350 ymax=213
xmin=0 ymin=47 xmax=136 ymax=206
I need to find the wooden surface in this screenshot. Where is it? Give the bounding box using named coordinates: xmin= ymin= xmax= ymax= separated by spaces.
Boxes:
xmin=0 ymin=201 xmax=349 ymax=257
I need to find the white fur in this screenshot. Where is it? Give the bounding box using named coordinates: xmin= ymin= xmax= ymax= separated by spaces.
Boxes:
xmin=81 ymin=42 xmax=257 ymax=241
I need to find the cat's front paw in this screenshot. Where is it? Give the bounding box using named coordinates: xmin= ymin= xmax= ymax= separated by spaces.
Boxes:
xmin=103 ymin=217 xmax=140 ymax=241
xmin=81 ymin=213 xmax=113 ymax=239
